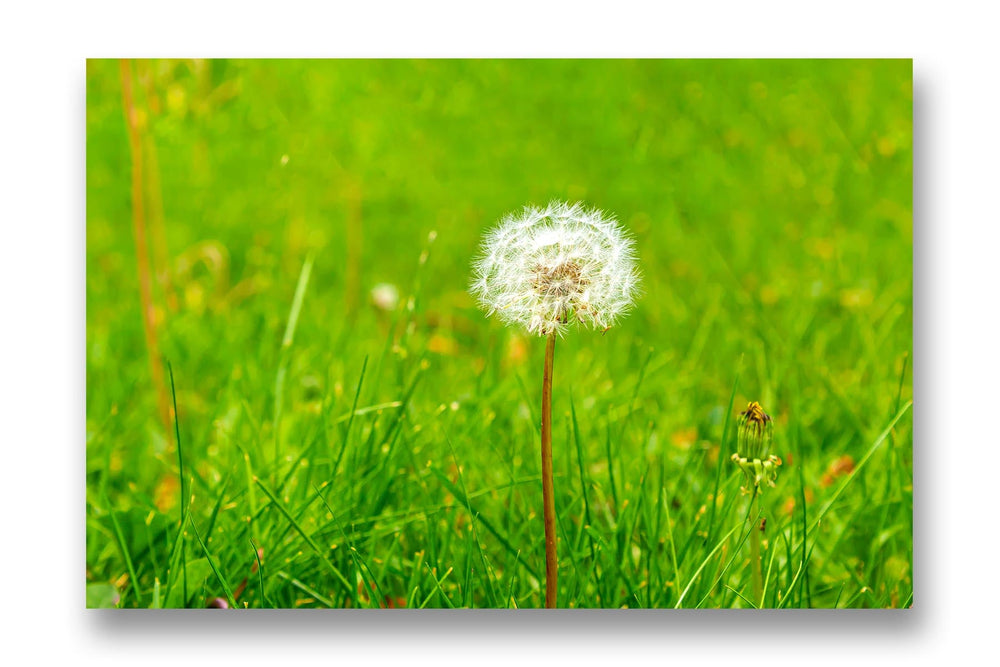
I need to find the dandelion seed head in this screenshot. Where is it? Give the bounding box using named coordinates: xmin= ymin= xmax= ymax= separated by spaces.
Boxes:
xmin=370 ymin=282 xmax=400 ymax=312
xmin=470 ymin=201 xmax=641 ymax=336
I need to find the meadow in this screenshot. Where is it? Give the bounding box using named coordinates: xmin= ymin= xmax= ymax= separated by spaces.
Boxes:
xmin=85 ymin=59 xmax=912 ymax=609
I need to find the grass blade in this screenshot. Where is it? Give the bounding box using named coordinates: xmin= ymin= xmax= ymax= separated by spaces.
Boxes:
xmin=273 ymin=253 xmax=315 ymax=478
xmin=254 ymin=477 xmax=352 ymax=595
xmin=674 ymin=521 xmax=742 ymax=608
xmin=166 ymin=361 xmax=187 ymax=605
xmin=802 ymin=401 xmax=913 ymax=542
xmin=190 ymin=520 xmax=236 ymax=608
xmin=705 ymin=357 xmax=742 ymax=545
xmin=106 ymin=499 xmax=142 ymax=605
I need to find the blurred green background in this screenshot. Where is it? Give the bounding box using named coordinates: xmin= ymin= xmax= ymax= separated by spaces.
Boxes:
xmin=86 ymin=59 xmax=912 ymax=608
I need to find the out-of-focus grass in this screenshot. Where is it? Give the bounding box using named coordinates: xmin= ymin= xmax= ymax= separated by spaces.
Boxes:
xmin=86 ymin=59 xmax=912 ymax=608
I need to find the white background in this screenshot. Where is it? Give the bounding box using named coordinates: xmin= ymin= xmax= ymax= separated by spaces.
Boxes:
xmin=1 ymin=0 xmax=994 ymax=663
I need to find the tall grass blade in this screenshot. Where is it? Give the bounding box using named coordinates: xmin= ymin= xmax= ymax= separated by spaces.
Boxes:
xmin=273 ymin=253 xmax=315 ymax=479
xmin=254 ymin=477 xmax=352 ymax=595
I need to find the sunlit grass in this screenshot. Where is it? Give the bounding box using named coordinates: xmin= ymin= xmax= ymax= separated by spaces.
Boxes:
xmin=85 ymin=58 xmax=912 ymax=608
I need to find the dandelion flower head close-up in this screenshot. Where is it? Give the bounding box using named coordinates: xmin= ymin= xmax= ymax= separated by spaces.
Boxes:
xmin=470 ymin=201 xmax=641 ymax=336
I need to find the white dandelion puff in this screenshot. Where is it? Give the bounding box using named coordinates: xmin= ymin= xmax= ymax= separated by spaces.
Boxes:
xmin=470 ymin=201 xmax=641 ymax=336
xmin=369 ymin=282 xmax=400 ymax=312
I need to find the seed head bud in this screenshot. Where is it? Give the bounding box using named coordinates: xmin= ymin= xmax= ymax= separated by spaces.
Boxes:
xmin=737 ymin=401 xmax=773 ymax=459
xmin=731 ymin=401 xmax=782 ymax=492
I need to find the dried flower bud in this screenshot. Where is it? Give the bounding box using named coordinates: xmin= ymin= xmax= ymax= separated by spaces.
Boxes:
xmin=737 ymin=401 xmax=773 ymax=460
xmin=731 ymin=401 xmax=782 ymax=492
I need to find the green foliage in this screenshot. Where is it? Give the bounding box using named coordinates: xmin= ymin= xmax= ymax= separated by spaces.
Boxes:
xmin=86 ymin=59 xmax=912 ymax=608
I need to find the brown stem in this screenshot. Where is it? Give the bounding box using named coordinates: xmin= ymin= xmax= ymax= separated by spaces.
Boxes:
xmin=120 ymin=59 xmax=172 ymax=439
xmin=541 ymin=332 xmax=557 ymax=608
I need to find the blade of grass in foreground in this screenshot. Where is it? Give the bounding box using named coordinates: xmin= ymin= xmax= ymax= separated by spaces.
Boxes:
xmin=705 ymin=358 xmax=742 ymax=546
xmin=604 ymin=423 xmax=618 ymax=511
xmin=776 ymin=544 xmax=814 ymax=609
xmin=615 ymin=347 xmax=654 ymax=445
xmin=421 ymin=562 xmax=456 ymax=609
xmin=694 ymin=497 xmax=760 ymax=608
xmin=313 ymin=484 xmax=377 ymax=608
xmin=569 ymin=391 xmax=597 ymax=563
xmin=660 ymin=488 xmax=681 ymax=601
xmin=237 ymin=444 xmax=260 ymax=545
xmin=254 ymin=477 xmax=352 ymax=596
xmin=276 ymin=571 xmax=334 ymax=608
xmin=332 ymin=355 xmax=368 ymax=480
xmin=203 ymin=475 xmax=230 ymax=542
xmin=249 ymin=538 xmax=270 ymax=608
xmin=106 ymin=498 xmax=142 ymax=606
xmin=429 ymin=467 xmax=540 ymax=582
xmin=801 ymin=400 xmax=913 ymax=544
xmin=674 ymin=520 xmax=743 ymax=609
xmin=166 ymin=361 xmax=187 ymax=606
xmin=190 ymin=520 xmax=236 ymax=609
xmin=272 ymin=253 xmax=314 ymax=481
xmin=160 ymin=508 xmax=190 ymax=608
xmin=726 ymin=585 xmax=758 ymax=608
xmin=445 ymin=436 xmax=500 ymax=607
xmin=790 ymin=372 xmax=812 ymax=606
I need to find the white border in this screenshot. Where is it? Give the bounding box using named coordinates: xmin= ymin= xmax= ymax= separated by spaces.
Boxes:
xmin=2 ymin=1 xmax=995 ymax=663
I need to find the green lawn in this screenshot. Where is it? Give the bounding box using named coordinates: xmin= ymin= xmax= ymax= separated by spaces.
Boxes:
xmin=86 ymin=58 xmax=912 ymax=609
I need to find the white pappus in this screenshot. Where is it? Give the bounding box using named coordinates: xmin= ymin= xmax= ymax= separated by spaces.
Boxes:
xmin=470 ymin=201 xmax=641 ymax=336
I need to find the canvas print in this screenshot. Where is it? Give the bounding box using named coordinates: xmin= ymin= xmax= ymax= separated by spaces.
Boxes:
xmin=86 ymin=59 xmax=913 ymax=609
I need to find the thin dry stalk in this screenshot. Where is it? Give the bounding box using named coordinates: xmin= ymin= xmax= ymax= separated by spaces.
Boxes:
xmin=135 ymin=59 xmax=177 ymax=311
xmin=120 ymin=58 xmax=172 ymax=438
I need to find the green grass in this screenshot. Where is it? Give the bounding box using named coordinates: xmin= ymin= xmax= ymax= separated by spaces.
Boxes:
xmin=85 ymin=58 xmax=912 ymax=609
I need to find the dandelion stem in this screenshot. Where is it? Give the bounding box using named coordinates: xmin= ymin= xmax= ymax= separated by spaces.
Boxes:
xmin=749 ymin=492 xmax=763 ymax=606
xmin=540 ymin=331 xmax=557 ymax=608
